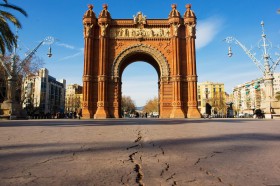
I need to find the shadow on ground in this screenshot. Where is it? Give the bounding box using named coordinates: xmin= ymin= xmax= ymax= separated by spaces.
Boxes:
xmin=0 ymin=118 xmax=269 ymax=127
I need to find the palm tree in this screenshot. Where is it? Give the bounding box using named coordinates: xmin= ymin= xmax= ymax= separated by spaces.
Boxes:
xmin=0 ymin=0 xmax=27 ymax=55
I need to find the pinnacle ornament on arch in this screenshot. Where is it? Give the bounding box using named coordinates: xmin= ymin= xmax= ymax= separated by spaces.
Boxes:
xmin=98 ymin=4 xmax=111 ymax=19
xmin=88 ymin=4 xmax=93 ymax=10
xmin=184 ymin=4 xmax=196 ymax=24
xmin=168 ymin=4 xmax=182 ymax=36
xmin=168 ymin=4 xmax=181 ymax=18
xmin=83 ymin=4 xmax=96 ymax=19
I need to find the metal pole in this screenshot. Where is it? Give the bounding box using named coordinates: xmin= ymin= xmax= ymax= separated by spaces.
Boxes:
xmin=225 ymin=21 xmax=279 ymax=116
xmin=0 ymin=36 xmax=54 ymax=119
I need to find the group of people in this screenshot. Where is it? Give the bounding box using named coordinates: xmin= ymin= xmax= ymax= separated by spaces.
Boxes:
xmin=123 ymin=112 xmax=150 ymax=118
xmin=27 ymin=110 xmax=82 ymax=119
xmin=254 ymin=109 xmax=265 ymax=119
xmin=65 ymin=110 xmax=83 ymax=119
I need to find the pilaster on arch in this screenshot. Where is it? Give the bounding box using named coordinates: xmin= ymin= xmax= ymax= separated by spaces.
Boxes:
xmin=111 ymin=44 xmax=170 ymax=79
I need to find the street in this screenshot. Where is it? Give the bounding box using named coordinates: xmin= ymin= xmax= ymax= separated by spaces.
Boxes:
xmin=0 ymin=118 xmax=280 ymax=186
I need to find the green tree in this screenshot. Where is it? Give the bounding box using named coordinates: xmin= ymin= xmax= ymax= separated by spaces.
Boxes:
xmin=121 ymin=95 xmax=136 ymax=116
xmin=0 ymin=54 xmax=44 ymax=103
xmin=143 ymin=97 xmax=158 ymax=114
xmin=207 ymin=91 xmax=227 ymax=116
xmin=0 ymin=0 xmax=27 ymax=55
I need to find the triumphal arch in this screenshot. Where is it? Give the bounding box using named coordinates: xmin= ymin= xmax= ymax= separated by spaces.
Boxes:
xmin=82 ymin=4 xmax=201 ymax=119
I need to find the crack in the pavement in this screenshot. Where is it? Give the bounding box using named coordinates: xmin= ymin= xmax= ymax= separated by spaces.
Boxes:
xmin=19 ymin=154 xmax=75 ymax=180
xmin=135 ymin=131 xmax=142 ymax=143
xmin=150 ymin=142 xmax=177 ymax=185
xmin=121 ymin=172 xmax=132 ymax=185
xmin=122 ymin=129 xmax=144 ymax=186
xmin=123 ymin=129 xmax=178 ymax=185
xmin=135 ymin=163 xmax=144 ymax=186
xmin=194 ymin=150 xmax=233 ymax=185
xmin=126 ymin=144 xmax=139 ymax=150
xmin=129 ymin=151 xmax=138 ymax=163
xmin=160 ymin=162 xmax=170 ymax=176
xmin=1 ymin=175 xmax=33 ymax=180
xmin=186 ymin=178 xmax=197 ymax=183
xmin=159 ymin=145 xmax=165 ymax=155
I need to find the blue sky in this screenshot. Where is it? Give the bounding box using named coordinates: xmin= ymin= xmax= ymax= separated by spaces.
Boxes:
xmin=8 ymin=0 xmax=280 ymax=106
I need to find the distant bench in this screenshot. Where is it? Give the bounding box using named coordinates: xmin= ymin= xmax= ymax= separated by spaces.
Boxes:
xmin=272 ymin=114 xmax=280 ymax=119
xmin=0 ymin=115 xmax=10 ymax=120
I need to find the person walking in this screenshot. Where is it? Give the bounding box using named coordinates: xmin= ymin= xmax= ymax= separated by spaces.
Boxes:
xmin=205 ymin=103 xmax=212 ymax=119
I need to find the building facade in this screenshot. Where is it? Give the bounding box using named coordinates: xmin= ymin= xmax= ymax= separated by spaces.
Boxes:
xmin=197 ymin=81 xmax=226 ymax=116
xmin=274 ymin=73 xmax=280 ymax=94
xmin=232 ymin=72 xmax=280 ymax=115
xmin=65 ymin=84 xmax=83 ymax=113
xmin=22 ymin=68 xmax=66 ymax=115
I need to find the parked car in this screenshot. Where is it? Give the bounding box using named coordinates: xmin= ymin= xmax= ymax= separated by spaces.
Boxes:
xmin=238 ymin=113 xmax=245 ymax=118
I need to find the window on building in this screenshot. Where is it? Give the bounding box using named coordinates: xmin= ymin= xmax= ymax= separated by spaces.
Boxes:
xmin=205 ymin=88 xmax=209 ymax=99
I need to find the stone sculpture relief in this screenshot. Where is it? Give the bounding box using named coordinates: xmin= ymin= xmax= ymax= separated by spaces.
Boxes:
xmin=110 ymin=28 xmax=170 ymax=38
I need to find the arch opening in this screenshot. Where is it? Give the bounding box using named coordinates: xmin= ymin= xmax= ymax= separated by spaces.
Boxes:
xmin=111 ymin=44 xmax=169 ymax=118
xmin=122 ymin=61 xmax=159 ymax=118
xmin=119 ymin=52 xmax=161 ymax=78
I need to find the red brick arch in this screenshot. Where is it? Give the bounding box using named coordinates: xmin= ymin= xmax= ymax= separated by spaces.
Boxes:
xmin=112 ymin=43 xmax=170 ymax=78
xmin=82 ymin=4 xmax=201 ymax=119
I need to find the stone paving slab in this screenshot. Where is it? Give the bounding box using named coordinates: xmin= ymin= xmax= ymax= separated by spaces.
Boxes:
xmin=0 ymin=119 xmax=280 ymax=186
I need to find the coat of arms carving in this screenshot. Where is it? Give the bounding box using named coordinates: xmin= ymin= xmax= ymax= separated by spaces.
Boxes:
xmin=133 ymin=12 xmax=147 ymax=26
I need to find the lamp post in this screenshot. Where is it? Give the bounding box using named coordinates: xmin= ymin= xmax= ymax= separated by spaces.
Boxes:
xmin=0 ymin=36 xmax=54 ymax=119
xmin=225 ymin=21 xmax=280 ymax=117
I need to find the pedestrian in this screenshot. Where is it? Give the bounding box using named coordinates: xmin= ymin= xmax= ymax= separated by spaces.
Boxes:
xmin=78 ymin=108 xmax=82 ymax=119
xmin=206 ymin=103 xmax=212 ymax=119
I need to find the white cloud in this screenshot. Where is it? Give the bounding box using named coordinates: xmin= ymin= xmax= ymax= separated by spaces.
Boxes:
xmin=55 ymin=42 xmax=84 ymax=61
xmin=56 ymin=42 xmax=75 ymax=50
xmin=56 ymin=43 xmax=84 ymax=62
xmin=196 ymin=16 xmax=224 ymax=49
xmin=57 ymin=50 xmax=83 ymax=62
xmin=122 ymin=75 xmax=158 ymax=106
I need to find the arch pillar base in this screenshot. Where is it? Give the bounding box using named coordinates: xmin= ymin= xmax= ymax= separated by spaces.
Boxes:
xmin=94 ymin=108 xmax=109 ymax=119
xmin=187 ymin=107 xmax=201 ymax=118
xmin=170 ymin=107 xmax=185 ymax=118
xmin=113 ymin=109 xmax=121 ymax=118
xmin=82 ymin=108 xmax=93 ymax=119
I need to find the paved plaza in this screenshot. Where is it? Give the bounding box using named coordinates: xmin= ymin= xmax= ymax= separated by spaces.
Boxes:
xmin=0 ymin=118 xmax=280 ymax=186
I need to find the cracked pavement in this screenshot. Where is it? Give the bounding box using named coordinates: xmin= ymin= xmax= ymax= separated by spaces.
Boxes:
xmin=0 ymin=118 xmax=280 ymax=185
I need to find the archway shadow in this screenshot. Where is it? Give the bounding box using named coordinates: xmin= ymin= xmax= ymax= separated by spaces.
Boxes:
xmin=0 ymin=118 xmax=272 ymax=127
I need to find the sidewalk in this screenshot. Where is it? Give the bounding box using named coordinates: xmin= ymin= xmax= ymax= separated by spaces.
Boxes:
xmin=0 ymin=119 xmax=279 ymax=185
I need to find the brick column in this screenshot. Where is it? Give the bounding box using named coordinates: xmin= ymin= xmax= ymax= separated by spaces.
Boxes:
xmin=82 ymin=5 xmax=97 ymax=118
xmin=184 ymin=4 xmax=201 ymax=118
xmin=168 ymin=4 xmax=185 ymax=118
xmin=94 ymin=4 xmax=111 ymax=118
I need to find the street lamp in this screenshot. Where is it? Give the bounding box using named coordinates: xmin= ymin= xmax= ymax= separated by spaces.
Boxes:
xmin=0 ymin=36 xmax=54 ymax=119
xmin=225 ymin=21 xmax=280 ymax=116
